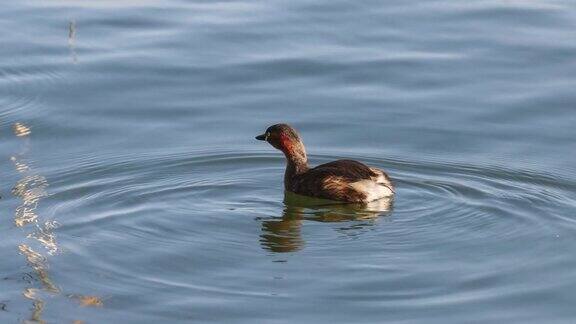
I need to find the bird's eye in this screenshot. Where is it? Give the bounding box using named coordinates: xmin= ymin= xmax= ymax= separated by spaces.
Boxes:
xmin=265 ymin=132 xmax=271 ymax=140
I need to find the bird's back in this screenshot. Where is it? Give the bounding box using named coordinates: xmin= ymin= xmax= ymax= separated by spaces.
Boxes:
xmin=290 ymin=160 xmax=394 ymax=203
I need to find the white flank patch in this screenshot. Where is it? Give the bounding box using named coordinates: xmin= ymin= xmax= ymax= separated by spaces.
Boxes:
xmin=349 ymin=179 xmax=394 ymax=202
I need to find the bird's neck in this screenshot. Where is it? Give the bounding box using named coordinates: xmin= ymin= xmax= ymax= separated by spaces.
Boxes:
xmin=282 ymin=145 xmax=309 ymax=191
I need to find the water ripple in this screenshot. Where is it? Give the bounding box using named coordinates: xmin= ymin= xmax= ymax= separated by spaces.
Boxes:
xmin=41 ymin=148 xmax=575 ymax=261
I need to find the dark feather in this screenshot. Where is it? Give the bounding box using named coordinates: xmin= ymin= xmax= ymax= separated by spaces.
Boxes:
xmin=290 ymin=160 xmax=379 ymax=202
xmin=309 ymin=159 xmax=378 ymax=181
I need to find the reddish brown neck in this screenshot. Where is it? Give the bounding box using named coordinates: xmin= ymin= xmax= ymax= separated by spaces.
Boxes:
xmin=279 ymin=135 xmax=308 ymax=190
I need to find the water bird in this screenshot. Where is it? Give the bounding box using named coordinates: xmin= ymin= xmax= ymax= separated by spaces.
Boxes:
xmin=256 ymin=124 xmax=394 ymax=203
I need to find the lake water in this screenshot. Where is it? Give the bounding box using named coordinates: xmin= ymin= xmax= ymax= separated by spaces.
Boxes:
xmin=1 ymin=0 xmax=576 ymax=323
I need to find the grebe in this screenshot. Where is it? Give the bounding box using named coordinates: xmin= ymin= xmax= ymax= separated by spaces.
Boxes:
xmin=256 ymin=124 xmax=394 ymax=203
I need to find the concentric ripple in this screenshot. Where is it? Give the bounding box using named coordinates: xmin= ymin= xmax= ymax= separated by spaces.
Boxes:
xmin=6 ymin=147 xmax=576 ymax=323
xmin=42 ymin=148 xmax=576 ymax=257
xmin=18 ymin=146 xmax=568 ymax=324
xmin=3 ymin=142 xmax=576 ymax=321
xmin=0 ymin=62 xmax=66 ymax=122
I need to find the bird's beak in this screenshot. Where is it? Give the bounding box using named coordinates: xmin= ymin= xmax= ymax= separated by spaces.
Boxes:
xmin=255 ymin=134 xmax=267 ymax=141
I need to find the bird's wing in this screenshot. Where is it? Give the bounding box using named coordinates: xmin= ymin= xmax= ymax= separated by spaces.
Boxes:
xmin=291 ymin=160 xmax=380 ymax=202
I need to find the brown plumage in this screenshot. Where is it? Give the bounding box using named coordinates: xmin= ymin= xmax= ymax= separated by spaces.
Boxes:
xmin=256 ymin=124 xmax=394 ymax=203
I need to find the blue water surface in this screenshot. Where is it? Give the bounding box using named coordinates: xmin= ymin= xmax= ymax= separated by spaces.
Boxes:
xmin=1 ymin=0 xmax=576 ymax=323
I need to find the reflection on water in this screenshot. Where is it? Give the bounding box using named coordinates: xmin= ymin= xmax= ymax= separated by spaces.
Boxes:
xmin=2 ymin=0 xmax=575 ymax=321
xmin=11 ymin=122 xmax=59 ymax=254
xmin=22 ymin=288 xmax=45 ymax=324
xmin=261 ymin=211 xmax=304 ymax=253
xmin=11 ymin=121 xmax=103 ymax=323
xmin=260 ymin=192 xmax=393 ymax=253
xmin=11 ymin=122 xmax=55 ymax=323
xmin=13 ymin=122 xmax=31 ymax=137
xmin=11 ymin=156 xmax=30 ymax=172
xmin=68 ymin=19 xmax=78 ymax=64
xmin=18 ymin=245 xmax=59 ymax=294
xmin=69 ymin=295 xmax=104 ymax=308
xmin=12 ymin=174 xmax=48 ymax=227
xmin=27 ymin=221 xmax=60 ymax=256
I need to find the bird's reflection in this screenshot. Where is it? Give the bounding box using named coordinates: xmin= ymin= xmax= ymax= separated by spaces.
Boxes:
xmin=259 ymin=192 xmax=393 ymax=253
